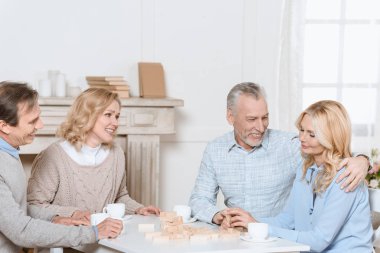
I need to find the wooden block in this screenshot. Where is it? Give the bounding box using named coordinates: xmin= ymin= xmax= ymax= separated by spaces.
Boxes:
xmin=160 ymin=216 xmax=183 ymax=230
xmin=227 ymin=228 xmax=236 ymax=233
xmin=192 ymin=227 xmax=213 ymax=235
xmin=224 ymin=214 xmax=231 ymax=227
xmin=145 ymin=231 xmax=162 ymax=239
xmin=159 ymin=211 xmax=177 ymax=218
xmin=170 ymin=234 xmax=189 ymax=242
xmin=233 ymin=226 xmax=246 ymax=232
xmin=167 ymin=216 xmax=183 ymax=225
xmin=163 ymin=224 xmax=184 ymax=234
xmin=171 ymin=234 xmax=190 ymax=240
xmin=190 ymin=234 xmax=211 ymax=242
xmin=138 ymin=223 xmax=155 ymax=232
xmin=219 ymin=231 xmax=240 ymax=239
xmin=209 ymin=232 xmax=220 ymax=240
xmin=153 ymin=235 xmax=171 ymax=243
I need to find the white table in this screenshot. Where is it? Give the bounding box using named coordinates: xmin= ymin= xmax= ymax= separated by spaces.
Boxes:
xmin=73 ymin=215 xmax=310 ymax=253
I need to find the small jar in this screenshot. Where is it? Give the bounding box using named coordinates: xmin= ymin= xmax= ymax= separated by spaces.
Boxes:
xmin=38 ymin=79 xmax=51 ymax=97
xmin=55 ymin=74 xmax=66 ymax=97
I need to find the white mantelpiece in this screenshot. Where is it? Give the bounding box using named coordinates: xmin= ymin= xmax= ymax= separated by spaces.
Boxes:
xmin=20 ymin=97 xmax=184 ymax=207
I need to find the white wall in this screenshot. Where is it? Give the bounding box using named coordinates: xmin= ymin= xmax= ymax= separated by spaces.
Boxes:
xmin=0 ymin=0 xmax=284 ymax=210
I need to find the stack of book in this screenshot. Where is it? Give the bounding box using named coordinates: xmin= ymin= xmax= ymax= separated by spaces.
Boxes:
xmin=85 ymin=76 xmax=130 ymax=98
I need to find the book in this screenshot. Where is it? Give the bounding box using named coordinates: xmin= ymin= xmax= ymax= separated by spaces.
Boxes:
xmin=87 ymin=80 xmax=129 ymax=86
xmin=112 ymin=90 xmax=130 ymax=98
xmin=86 ymin=76 xmax=125 ymax=81
xmin=138 ymin=62 xmax=166 ymax=98
xmin=87 ymin=85 xmax=130 ymax=91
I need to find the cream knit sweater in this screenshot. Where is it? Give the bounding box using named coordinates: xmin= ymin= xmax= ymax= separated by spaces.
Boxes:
xmin=27 ymin=141 xmax=143 ymax=218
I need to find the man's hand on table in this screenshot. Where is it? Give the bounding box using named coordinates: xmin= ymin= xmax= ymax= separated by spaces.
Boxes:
xmin=97 ymin=218 xmax=123 ymax=239
xmin=70 ymin=210 xmax=91 ymax=225
xmin=135 ymin=205 xmax=161 ymax=216
xmin=52 ymin=216 xmax=90 ymax=226
xmin=221 ymin=208 xmax=256 ymax=229
xmin=212 ymin=211 xmax=225 ymax=225
xmin=72 ymin=210 xmax=91 ymax=222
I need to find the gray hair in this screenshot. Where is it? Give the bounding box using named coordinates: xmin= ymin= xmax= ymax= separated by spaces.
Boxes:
xmin=227 ymin=82 xmax=266 ymax=112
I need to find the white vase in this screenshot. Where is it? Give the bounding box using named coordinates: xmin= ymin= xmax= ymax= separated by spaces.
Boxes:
xmin=48 ymin=70 xmax=60 ymax=96
xmin=38 ymin=79 xmax=51 ymax=97
xmin=55 ymin=74 xmax=66 ymax=97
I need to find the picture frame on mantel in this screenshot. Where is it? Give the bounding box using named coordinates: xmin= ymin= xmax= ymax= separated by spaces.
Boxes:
xmin=138 ymin=62 xmax=166 ymax=98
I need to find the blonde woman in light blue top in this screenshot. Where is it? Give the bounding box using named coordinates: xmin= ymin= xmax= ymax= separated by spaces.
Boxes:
xmin=254 ymin=100 xmax=372 ymax=252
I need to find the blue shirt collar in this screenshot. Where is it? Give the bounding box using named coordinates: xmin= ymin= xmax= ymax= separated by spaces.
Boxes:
xmin=304 ymin=163 xmax=324 ymax=184
xmin=0 ymin=137 xmax=20 ymax=159
xmin=227 ymin=130 xmax=270 ymax=152
xmin=309 ymin=163 xmax=324 ymax=172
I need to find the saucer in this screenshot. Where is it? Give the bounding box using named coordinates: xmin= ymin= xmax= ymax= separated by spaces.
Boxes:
xmin=123 ymin=215 xmax=133 ymax=221
xmin=183 ymin=217 xmax=197 ymax=224
xmin=240 ymin=235 xmax=277 ymax=243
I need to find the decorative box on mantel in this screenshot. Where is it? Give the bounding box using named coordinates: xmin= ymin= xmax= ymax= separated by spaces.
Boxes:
xmin=20 ymin=97 xmax=184 ymax=207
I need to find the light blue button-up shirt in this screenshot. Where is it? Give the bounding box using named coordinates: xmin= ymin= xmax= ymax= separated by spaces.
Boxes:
xmin=189 ymin=129 xmax=301 ymax=223
xmin=0 ymin=137 xmax=19 ymax=159
xmin=260 ymin=164 xmax=373 ymax=252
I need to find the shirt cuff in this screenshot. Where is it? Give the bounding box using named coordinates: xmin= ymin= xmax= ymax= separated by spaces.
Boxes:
xmin=92 ymin=225 xmax=99 ymax=241
xmin=195 ymin=205 xmax=221 ymax=224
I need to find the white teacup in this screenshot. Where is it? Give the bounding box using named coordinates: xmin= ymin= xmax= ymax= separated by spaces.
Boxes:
xmin=173 ymin=205 xmax=191 ymax=221
xmin=248 ymin=222 xmax=268 ymax=240
xmin=90 ymin=213 xmax=110 ymax=226
xmin=103 ymin=203 xmax=125 ymax=219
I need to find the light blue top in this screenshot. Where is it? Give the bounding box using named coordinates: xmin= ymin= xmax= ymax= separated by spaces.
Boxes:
xmin=0 ymin=137 xmax=19 ymax=159
xmin=260 ymin=164 xmax=373 ymax=252
xmin=189 ymin=129 xmax=302 ymax=223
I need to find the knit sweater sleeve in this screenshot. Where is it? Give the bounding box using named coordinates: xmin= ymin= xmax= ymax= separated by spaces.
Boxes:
xmin=27 ymin=145 xmax=80 ymax=218
xmin=114 ymin=146 xmax=144 ymax=214
xmin=0 ymin=170 xmax=95 ymax=248
xmin=0 ymin=153 xmax=95 ymax=248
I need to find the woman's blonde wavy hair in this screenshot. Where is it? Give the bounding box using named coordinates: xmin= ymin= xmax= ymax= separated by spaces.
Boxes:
xmin=295 ymin=100 xmax=352 ymax=194
xmin=57 ymin=88 xmax=121 ymax=150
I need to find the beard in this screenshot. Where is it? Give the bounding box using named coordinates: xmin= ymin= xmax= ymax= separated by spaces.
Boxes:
xmin=236 ymin=130 xmax=266 ymax=149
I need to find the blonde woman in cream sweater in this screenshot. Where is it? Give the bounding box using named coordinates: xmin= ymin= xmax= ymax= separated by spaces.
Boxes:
xmin=27 ymin=88 xmax=160 ymax=224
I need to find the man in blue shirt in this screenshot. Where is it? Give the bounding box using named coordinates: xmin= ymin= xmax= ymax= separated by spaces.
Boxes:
xmin=189 ymin=82 xmax=370 ymax=227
